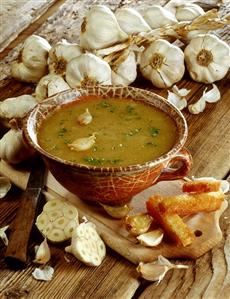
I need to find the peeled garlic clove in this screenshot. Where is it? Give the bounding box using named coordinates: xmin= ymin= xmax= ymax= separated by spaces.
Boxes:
xmin=0 ymin=225 xmax=9 ymax=246
xmin=143 ymin=5 xmax=177 ymax=29
xmin=115 ymin=7 xmax=151 ymax=35
xmin=0 ymin=177 xmax=11 ymax=199
xmin=32 ymin=266 xmax=54 ymax=281
xmin=77 ymin=108 xmax=92 ymax=125
xmin=34 ymin=238 xmax=51 ymax=264
xmin=11 ymin=61 xmax=47 ymax=83
xmin=80 ymin=5 xmax=128 ymax=50
xmin=48 ymin=40 xmax=83 ymax=75
xmin=124 ymin=213 xmax=153 ymax=236
xmin=35 ymin=74 xmax=70 ymax=102
xmin=68 ymin=133 xmax=97 ymax=152
xmin=172 ymin=85 xmax=191 ymax=97
xmin=200 ymin=84 xmax=221 ymax=103
xmin=66 ymin=53 xmax=112 ymax=88
xmin=100 ymin=203 xmax=131 ymax=219
xmin=188 ymin=98 xmax=206 ymax=114
xmin=167 ymin=91 xmax=187 ymax=110
xmin=137 ymin=229 xmax=164 ymax=247
xmin=175 ymin=4 xmax=204 ymax=22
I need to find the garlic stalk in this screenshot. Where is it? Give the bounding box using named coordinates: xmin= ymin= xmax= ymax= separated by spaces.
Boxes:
xmin=139 ymin=39 xmax=185 ymax=88
xmin=66 ymin=53 xmax=112 ymax=88
xmin=35 ymin=74 xmax=70 ymax=102
xmin=184 ymin=34 xmax=230 ymax=83
xmin=175 ymin=4 xmax=204 ymax=22
xmin=0 ymin=225 xmax=9 ymax=246
xmin=68 ymin=133 xmax=97 ymax=152
xmin=0 ymin=177 xmax=11 ymax=199
xmin=115 ymin=7 xmax=151 ymax=34
xmin=11 ymin=35 xmax=51 ymax=83
xmin=77 ymin=109 xmax=93 ymax=126
xmin=32 ymin=266 xmax=54 ymax=281
xmin=48 ymin=40 xmax=83 ymax=75
xmin=34 ymin=238 xmax=51 ymax=264
xmin=80 ymin=5 xmax=128 ymax=50
xmin=137 ymin=255 xmax=188 ymax=282
xmin=143 ymin=5 xmax=177 ymax=29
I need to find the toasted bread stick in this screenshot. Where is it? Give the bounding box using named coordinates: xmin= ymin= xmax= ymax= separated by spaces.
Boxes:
xmin=182 ymin=180 xmax=221 ymax=193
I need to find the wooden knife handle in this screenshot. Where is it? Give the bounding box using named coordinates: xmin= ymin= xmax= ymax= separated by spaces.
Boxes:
xmin=5 ymin=188 xmax=42 ymax=269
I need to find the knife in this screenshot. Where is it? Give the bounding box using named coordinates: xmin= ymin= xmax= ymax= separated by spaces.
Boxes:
xmin=5 ymin=157 xmax=45 ymax=269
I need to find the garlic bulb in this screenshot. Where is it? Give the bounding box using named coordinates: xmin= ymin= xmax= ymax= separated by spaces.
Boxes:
xmin=0 ymin=95 xmax=37 ymax=120
xmin=184 ymin=34 xmax=230 ymax=83
xmin=139 ymin=39 xmax=185 ymax=88
xmin=111 ymin=50 xmax=137 ymax=86
xmin=35 ymin=74 xmax=70 ymax=102
xmin=66 ymin=53 xmax=112 ymax=88
xmin=143 ymin=5 xmax=177 ymax=29
xmin=175 ymin=4 xmax=204 ymax=22
xmin=0 ymin=127 xmax=34 ymax=164
xmin=48 ymin=40 xmax=83 ymax=75
xmin=11 ymin=35 xmax=51 ymax=83
xmin=115 ymin=7 xmax=151 ymax=35
xmin=80 ymin=5 xmax=128 ymax=50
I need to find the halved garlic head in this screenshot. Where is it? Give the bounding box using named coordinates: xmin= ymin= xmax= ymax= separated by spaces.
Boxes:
xmin=175 ymin=4 xmax=204 ymax=22
xmin=0 ymin=176 xmax=11 ymax=199
xmin=100 ymin=203 xmax=131 ymax=219
xmin=68 ymin=133 xmax=97 ymax=152
xmin=137 ymin=229 xmax=164 ymax=247
xmin=77 ymin=108 xmax=92 ymax=125
xmin=124 ymin=213 xmax=153 ymax=236
xmin=143 ymin=5 xmax=177 ymax=29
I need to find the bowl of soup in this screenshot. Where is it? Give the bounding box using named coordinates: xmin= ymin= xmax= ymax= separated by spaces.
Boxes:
xmin=23 ymin=86 xmax=192 ymax=206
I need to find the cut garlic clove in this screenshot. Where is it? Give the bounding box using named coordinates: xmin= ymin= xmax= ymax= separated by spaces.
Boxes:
xmin=0 ymin=176 xmax=11 ymax=199
xmin=200 ymin=84 xmax=221 ymax=103
xmin=68 ymin=133 xmax=97 ymax=152
xmin=46 ymin=228 xmax=66 ymax=243
xmin=167 ymin=91 xmax=187 ymax=110
xmin=34 ymin=238 xmax=51 ymax=264
xmin=100 ymin=203 xmax=131 ymax=219
xmin=124 ymin=213 xmax=153 ymax=236
xmin=137 ymin=229 xmax=164 ymax=247
xmin=0 ymin=225 xmax=9 ymax=246
xmin=32 ymin=265 xmax=54 ymax=281
xmin=172 ymin=85 xmax=191 ymax=97
xmin=77 ymin=108 xmax=92 ymax=125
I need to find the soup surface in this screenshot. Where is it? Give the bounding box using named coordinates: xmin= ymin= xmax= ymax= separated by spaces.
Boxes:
xmin=38 ymin=96 xmax=177 ymax=167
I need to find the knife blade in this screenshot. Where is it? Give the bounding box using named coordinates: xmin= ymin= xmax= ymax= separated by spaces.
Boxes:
xmin=5 ymin=157 xmax=45 ymax=269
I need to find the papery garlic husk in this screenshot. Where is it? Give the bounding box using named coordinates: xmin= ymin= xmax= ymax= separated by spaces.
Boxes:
xmin=34 ymin=238 xmax=51 ymax=264
xmin=77 ymin=109 xmax=92 ymax=125
xmin=175 ymin=4 xmax=204 ymax=22
xmin=35 ymin=74 xmax=70 ymax=102
xmin=143 ymin=5 xmax=177 ymax=29
xmin=68 ymin=133 xmax=97 ymax=152
xmin=32 ymin=265 xmax=54 ymax=281
xmin=137 ymin=229 xmax=164 ymax=247
xmin=0 ymin=94 xmax=37 ymax=120
xmin=111 ymin=50 xmax=137 ymax=86
xmin=167 ymin=91 xmax=187 ymax=110
xmin=66 ymin=53 xmax=112 ymax=88
xmin=100 ymin=203 xmax=131 ymax=219
xmin=48 ymin=40 xmax=83 ymax=75
xmin=139 ymin=39 xmax=185 ymax=88
xmin=115 ymin=7 xmax=151 ymax=35
xmin=11 ymin=62 xmax=47 ymax=83
xmin=0 ymin=225 xmax=9 ymax=246
xmin=80 ymin=5 xmax=128 ymax=50
xmin=191 ymin=176 xmax=229 ymax=194
xmin=184 ymin=34 xmax=230 ymax=83
xmin=0 ymin=127 xmax=34 ymax=164
xmin=0 ymin=177 xmax=11 ymax=199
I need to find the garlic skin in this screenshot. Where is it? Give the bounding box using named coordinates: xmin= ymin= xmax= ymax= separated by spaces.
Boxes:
xmin=143 ymin=5 xmax=177 ymax=29
xmin=32 ymin=266 xmax=54 ymax=281
xmin=0 ymin=225 xmax=9 ymax=246
xmin=68 ymin=133 xmax=97 ymax=152
xmin=175 ymin=4 xmax=204 ymax=22
xmin=80 ymin=5 xmax=128 ymax=50
xmin=48 ymin=40 xmax=83 ymax=75
xmin=34 ymin=238 xmax=51 ymax=264
xmin=66 ymin=53 xmax=112 ymax=88
xmin=0 ymin=177 xmax=11 ymax=199
xmin=0 ymin=95 xmax=37 ymax=120
xmin=184 ymin=34 xmax=230 ymax=83
xmin=115 ymin=7 xmax=151 ymax=35
xmin=139 ymin=39 xmax=185 ymax=88
xmin=35 ymin=74 xmax=70 ymax=102
xmin=11 ymin=35 xmax=51 ymax=83
xmin=77 ymin=109 xmax=93 ymax=126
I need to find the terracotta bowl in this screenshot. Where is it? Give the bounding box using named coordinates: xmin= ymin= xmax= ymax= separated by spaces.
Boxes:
xmin=23 ymin=86 xmax=192 ymax=206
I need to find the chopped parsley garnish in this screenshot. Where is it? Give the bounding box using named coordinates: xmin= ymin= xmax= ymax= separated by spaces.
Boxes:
xmin=57 ymin=127 xmax=68 ymax=137
xmin=83 ymin=157 xmax=122 ymax=166
xmin=126 ymin=128 xmax=142 ymax=136
xmin=150 ymin=127 xmax=160 ymax=137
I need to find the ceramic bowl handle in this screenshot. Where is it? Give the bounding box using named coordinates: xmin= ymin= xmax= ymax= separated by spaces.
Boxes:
xmin=156 ymin=148 xmax=192 ymax=183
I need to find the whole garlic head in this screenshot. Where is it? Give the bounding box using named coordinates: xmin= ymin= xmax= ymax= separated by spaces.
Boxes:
xmin=48 ymin=40 xmax=83 ymax=75
xmin=35 ymin=74 xmax=70 ymax=102
xmin=184 ymin=34 xmax=230 ymax=83
xmin=66 ymin=53 xmax=112 ymax=88
xmin=139 ymin=39 xmax=185 ymax=88
xmin=115 ymin=7 xmax=151 ymax=35
xmin=80 ymin=5 xmax=128 ymax=50
xmin=143 ymin=5 xmax=177 ymax=29
xmin=175 ymin=4 xmax=204 ymax=22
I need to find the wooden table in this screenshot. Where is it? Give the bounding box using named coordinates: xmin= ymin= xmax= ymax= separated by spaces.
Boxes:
xmin=0 ymin=1 xmax=229 ymax=298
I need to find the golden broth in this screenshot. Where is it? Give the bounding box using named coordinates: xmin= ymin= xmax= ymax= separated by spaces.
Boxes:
xmin=38 ymin=96 xmax=177 ymax=167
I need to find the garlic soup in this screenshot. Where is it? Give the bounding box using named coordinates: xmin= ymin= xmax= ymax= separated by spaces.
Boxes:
xmin=37 ymin=96 xmax=177 ymax=167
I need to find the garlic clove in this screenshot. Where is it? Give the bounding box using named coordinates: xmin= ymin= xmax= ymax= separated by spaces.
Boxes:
xmin=0 ymin=177 xmax=11 ymax=199
xmin=175 ymin=4 xmax=204 ymax=22
xmin=124 ymin=213 xmax=153 ymax=236
xmin=11 ymin=61 xmax=47 ymax=83
xmin=172 ymin=85 xmax=191 ymax=97
xmin=143 ymin=5 xmax=177 ymax=29
xmin=32 ymin=265 xmax=54 ymax=281
xmin=80 ymin=5 xmax=128 ymax=50
xmin=115 ymin=7 xmax=151 ymax=35
xmin=68 ymin=133 xmax=97 ymax=152
xmin=191 ymin=176 xmax=229 ymax=194
xmin=167 ymin=90 xmax=187 ymax=110
xmin=200 ymin=84 xmax=220 ymax=103
xmin=0 ymin=225 xmax=9 ymax=246
xmin=188 ymin=98 xmax=206 ymax=114
xmin=137 ymin=229 xmax=164 ymax=247
xmin=34 ymin=238 xmax=51 ymax=264
xmin=77 ymin=108 xmax=93 ymax=126
xmin=100 ymin=203 xmax=131 ymax=219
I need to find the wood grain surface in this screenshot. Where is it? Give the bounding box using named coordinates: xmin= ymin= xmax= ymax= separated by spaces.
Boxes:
xmin=0 ymin=0 xmax=230 ymax=298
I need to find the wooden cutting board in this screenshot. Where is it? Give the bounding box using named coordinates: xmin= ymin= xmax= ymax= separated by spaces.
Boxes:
xmin=0 ymin=160 xmax=227 ymax=264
